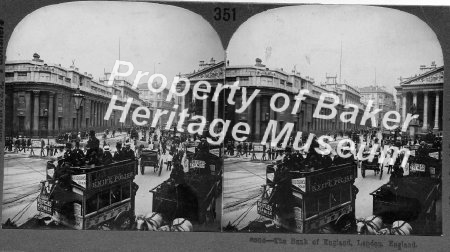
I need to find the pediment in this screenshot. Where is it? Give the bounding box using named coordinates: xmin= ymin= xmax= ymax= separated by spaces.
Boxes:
xmin=188 ymin=62 xmax=225 ymax=80
xmin=402 ymin=67 xmax=444 ymax=86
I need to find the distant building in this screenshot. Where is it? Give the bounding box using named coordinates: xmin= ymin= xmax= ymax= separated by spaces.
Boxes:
xmin=137 ymin=82 xmax=176 ymax=128
xmin=359 ymin=85 xmax=395 ymax=129
xmin=320 ymin=75 xmax=366 ymax=129
xmin=395 ymin=63 xmax=443 ymax=132
xmin=4 ymin=53 xmax=143 ymax=137
xmin=179 ymin=58 xmax=367 ymax=141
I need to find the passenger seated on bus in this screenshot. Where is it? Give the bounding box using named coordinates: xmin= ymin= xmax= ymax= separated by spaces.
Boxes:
xmin=291 ymin=151 xmax=305 ymax=171
xmin=122 ymin=142 xmax=135 ymax=160
xmin=102 ymin=145 xmax=113 ymax=165
xmin=71 ymin=141 xmax=85 ymax=167
xmin=86 ymin=130 xmax=101 ymax=165
xmin=114 ymin=142 xmax=124 ymax=161
xmin=321 ymin=154 xmax=333 ymax=169
xmin=53 ymin=162 xmax=73 ymax=191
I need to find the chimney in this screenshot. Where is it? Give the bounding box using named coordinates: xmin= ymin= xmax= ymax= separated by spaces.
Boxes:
xmin=255 ymin=58 xmax=265 ymax=67
xmin=199 ymin=60 xmax=204 ymax=68
xmin=32 ymin=53 xmax=40 ymax=61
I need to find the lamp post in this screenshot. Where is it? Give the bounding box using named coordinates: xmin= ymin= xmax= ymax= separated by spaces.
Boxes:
xmin=73 ymin=87 xmax=85 ymax=137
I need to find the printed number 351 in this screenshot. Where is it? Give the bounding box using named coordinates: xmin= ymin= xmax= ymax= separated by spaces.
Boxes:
xmin=214 ymin=7 xmax=236 ymax=21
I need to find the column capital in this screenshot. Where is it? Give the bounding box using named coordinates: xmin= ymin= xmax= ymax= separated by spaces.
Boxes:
xmin=32 ymin=90 xmax=40 ymax=95
xmin=48 ymin=91 xmax=55 ymax=97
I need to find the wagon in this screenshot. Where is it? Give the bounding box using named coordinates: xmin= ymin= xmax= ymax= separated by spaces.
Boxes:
xmin=36 ymin=159 xmax=138 ymax=230
xmin=370 ymin=176 xmax=440 ymax=235
xmin=139 ymin=149 xmax=160 ymax=175
xmin=148 ymin=141 xmax=223 ymax=231
xmin=360 ymin=153 xmax=382 ymax=179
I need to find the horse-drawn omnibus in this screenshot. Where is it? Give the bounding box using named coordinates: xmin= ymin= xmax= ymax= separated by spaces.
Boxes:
xmin=256 ymin=160 xmax=358 ymax=233
xmin=36 ymin=159 xmax=138 ymax=230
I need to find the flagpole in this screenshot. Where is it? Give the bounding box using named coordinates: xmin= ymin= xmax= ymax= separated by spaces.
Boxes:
xmin=339 ymin=40 xmax=342 ymax=84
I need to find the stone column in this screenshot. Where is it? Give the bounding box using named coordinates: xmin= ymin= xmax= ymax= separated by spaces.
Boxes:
xmin=422 ymin=91 xmax=428 ymax=130
xmin=202 ymin=99 xmax=207 ymax=119
xmin=32 ymin=91 xmax=40 ymax=137
xmin=96 ymin=102 xmax=99 ymax=129
xmin=412 ymin=92 xmax=417 ymax=107
xmin=269 ymin=96 xmax=275 ymax=120
xmin=433 ymin=92 xmax=440 ymax=130
xmin=48 ymin=92 xmax=55 ymax=137
xmin=255 ymin=96 xmax=261 ymax=141
xmin=54 ymin=102 xmax=60 ymax=134
xmin=396 ymin=95 xmax=401 ymax=113
xmin=24 ymin=91 xmax=32 ymax=135
xmin=402 ymin=94 xmax=407 ymax=123
xmin=213 ymin=98 xmax=219 ymax=121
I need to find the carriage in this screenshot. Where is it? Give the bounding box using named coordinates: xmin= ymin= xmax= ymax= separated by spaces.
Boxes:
xmin=139 ymin=149 xmax=160 ymax=175
xmin=255 ymin=161 xmax=358 ymax=233
xmin=148 ymin=141 xmax=223 ymax=231
xmin=36 ymin=159 xmax=138 ymax=230
xmin=370 ymin=176 xmax=440 ymax=235
xmin=360 ymin=153 xmax=383 ymax=179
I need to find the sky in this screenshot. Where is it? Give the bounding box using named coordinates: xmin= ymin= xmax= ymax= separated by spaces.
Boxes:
xmin=226 ymin=5 xmax=444 ymax=95
xmin=6 ymin=1 xmax=224 ymax=86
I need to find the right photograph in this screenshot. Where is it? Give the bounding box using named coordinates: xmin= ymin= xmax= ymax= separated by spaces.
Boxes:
xmin=221 ymin=5 xmax=443 ymax=235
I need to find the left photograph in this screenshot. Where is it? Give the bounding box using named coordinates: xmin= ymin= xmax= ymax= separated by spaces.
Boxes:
xmin=2 ymin=1 xmax=225 ymax=232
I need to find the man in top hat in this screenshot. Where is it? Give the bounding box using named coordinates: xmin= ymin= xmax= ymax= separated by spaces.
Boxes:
xmin=86 ymin=130 xmax=101 ymax=165
xmin=62 ymin=142 xmax=73 ymax=165
xmin=71 ymin=141 xmax=85 ymax=167
xmin=86 ymin=130 xmax=100 ymax=155
xmin=114 ymin=142 xmax=124 ymax=161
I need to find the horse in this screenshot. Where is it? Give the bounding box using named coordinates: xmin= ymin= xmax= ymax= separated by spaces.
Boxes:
xmin=171 ymin=218 xmax=193 ymax=232
xmin=377 ymin=220 xmax=412 ymax=235
xmin=136 ymin=215 xmax=148 ymax=231
xmin=356 ymin=215 xmax=383 ymax=234
xmin=144 ymin=212 xmax=163 ymax=231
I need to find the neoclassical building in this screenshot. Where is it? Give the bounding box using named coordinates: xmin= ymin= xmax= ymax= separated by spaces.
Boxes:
xmin=180 ymin=58 xmax=368 ymax=141
xmin=5 ymin=53 xmax=143 ymax=138
xmin=394 ymin=63 xmax=443 ymax=132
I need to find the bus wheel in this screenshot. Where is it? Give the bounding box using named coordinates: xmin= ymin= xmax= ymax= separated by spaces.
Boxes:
xmin=333 ymin=213 xmax=355 ymax=234
xmin=112 ymin=210 xmax=134 ymax=231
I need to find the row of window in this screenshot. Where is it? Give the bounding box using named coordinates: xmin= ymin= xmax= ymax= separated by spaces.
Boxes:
xmin=86 ymin=183 xmax=131 ymax=215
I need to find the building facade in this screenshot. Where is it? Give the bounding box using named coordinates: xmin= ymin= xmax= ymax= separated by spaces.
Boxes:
xmin=4 ymin=53 xmax=143 ymax=138
xmin=359 ymin=85 xmax=395 ymax=129
xmin=138 ymin=82 xmax=176 ymax=128
xmin=394 ymin=63 xmax=443 ymax=132
xmin=180 ymin=58 xmax=367 ymax=141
